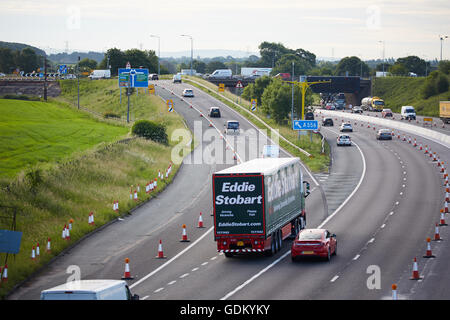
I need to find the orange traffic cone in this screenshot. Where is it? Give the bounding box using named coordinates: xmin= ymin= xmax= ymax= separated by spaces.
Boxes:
xmin=180 ymin=224 xmax=190 ymax=242
xmin=392 ymin=284 xmax=398 ymax=300
xmin=439 ymin=212 xmax=447 ymax=226
xmin=445 ymin=192 xmax=449 ymax=203
xmin=47 ymin=238 xmax=51 ymax=252
xmin=156 ymin=240 xmax=166 ymax=259
xmin=410 ymin=257 xmax=421 ymax=280
xmin=197 ymin=212 xmax=204 ymax=228
xmin=445 ymin=202 xmax=449 ymax=213
xmin=433 ymin=223 xmax=442 ymax=241
xmin=2 ymin=264 xmax=7 ymax=282
xmin=122 ymin=258 xmax=134 ymax=280
xmin=36 ymin=242 xmax=40 ymax=258
xmin=31 ymin=246 xmax=36 ymax=260
xmin=423 ymin=238 xmax=435 ymax=258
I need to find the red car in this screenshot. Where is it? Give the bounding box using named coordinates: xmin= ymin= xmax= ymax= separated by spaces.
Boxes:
xmin=291 ymin=228 xmax=337 ymax=261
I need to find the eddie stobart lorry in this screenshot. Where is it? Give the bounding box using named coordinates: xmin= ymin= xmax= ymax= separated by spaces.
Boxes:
xmin=212 ymin=158 xmax=310 ymax=257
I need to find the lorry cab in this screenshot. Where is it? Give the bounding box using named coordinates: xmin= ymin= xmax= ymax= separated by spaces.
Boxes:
xmin=224 ymin=120 xmax=240 ymax=134
xmin=40 ymin=280 xmax=139 ymax=300
xmin=401 ymin=106 xmax=416 ymax=120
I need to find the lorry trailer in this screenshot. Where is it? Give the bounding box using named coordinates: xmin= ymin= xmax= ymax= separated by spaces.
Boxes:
xmin=212 ymin=157 xmax=310 ymax=257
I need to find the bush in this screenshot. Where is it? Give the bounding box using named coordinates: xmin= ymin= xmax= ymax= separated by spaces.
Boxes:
xmin=103 ymin=111 xmax=121 ymax=119
xmin=131 ymin=120 xmax=168 ymax=145
xmin=437 ymin=73 xmax=449 ymax=93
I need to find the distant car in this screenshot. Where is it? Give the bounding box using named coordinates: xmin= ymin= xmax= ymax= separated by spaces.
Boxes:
xmin=208 ymin=107 xmax=221 ymax=118
xmin=274 ymin=73 xmax=291 ymax=81
xmin=325 ymin=103 xmax=335 ymax=110
xmin=225 ymin=120 xmax=240 ymax=135
xmin=182 ymin=89 xmax=194 ymax=97
xmin=376 ymin=129 xmax=393 ymax=140
xmin=149 ymin=74 xmax=159 ymax=80
xmin=381 ymin=109 xmax=393 ymax=118
xmin=305 ymin=111 xmax=314 ymax=120
xmin=340 ymin=123 xmax=353 ymax=132
xmin=322 ymin=117 xmax=334 ymax=126
xmin=0 ymin=73 xmax=5 ymax=78
xmin=291 ymin=228 xmax=337 ymax=261
xmin=337 ymin=134 xmax=352 ymax=146
xmin=352 ymin=106 xmax=363 ymax=114
xmin=63 ymin=74 xmax=76 ymax=79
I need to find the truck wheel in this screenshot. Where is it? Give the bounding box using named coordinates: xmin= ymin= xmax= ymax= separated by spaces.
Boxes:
xmin=265 ymin=237 xmax=276 ymax=256
xmin=274 ymin=232 xmax=279 ymax=253
xmin=278 ymin=230 xmax=283 ymax=251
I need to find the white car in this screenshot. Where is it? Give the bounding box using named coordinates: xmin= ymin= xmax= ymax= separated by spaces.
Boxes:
xmin=182 ymin=89 xmax=194 ymax=97
xmin=337 ymin=134 xmax=352 ymax=146
xmin=340 ymin=123 xmax=353 ymax=132
xmin=0 ymin=73 xmax=6 ymax=78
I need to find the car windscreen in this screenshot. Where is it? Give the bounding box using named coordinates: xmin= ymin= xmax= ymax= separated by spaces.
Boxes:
xmin=405 ymin=109 xmax=415 ymax=113
xmin=298 ymin=232 xmax=323 ymax=240
xmin=227 ymin=122 xmax=239 ymax=129
xmin=374 ymin=101 xmax=384 ymax=105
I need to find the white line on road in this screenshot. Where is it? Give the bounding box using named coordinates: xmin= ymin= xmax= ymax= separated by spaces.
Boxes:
xmin=154 ymin=288 xmax=164 ymax=293
xmin=191 ymin=267 xmax=199 ymax=272
xmin=168 ymin=280 xmax=177 ymax=285
xmin=353 ymin=254 xmax=360 ymax=260
xmin=180 ymin=273 xmax=189 ymax=278
xmin=330 ymin=275 xmax=339 ymax=282
xmin=201 ymin=262 xmax=209 ymax=266
xmin=129 ymin=226 xmax=214 ymax=289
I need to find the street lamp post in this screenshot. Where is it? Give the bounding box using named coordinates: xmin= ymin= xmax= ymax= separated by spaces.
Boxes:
xmin=150 ymin=34 xmax=160 ymax=76
xmin=378 ymin=40 xmax=385 ymax=75
xmin=439 ymin=35 xmax=448 ymax=61
xmin=181 ymin=34 xmax=193 ymax=76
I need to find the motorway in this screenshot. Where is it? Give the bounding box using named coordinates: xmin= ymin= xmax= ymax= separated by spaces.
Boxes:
xmin=8 ymin=80 xmax=449 ymax=300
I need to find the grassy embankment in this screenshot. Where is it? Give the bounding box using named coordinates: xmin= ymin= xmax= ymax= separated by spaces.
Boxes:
xmin=0 ymin=79 xmax=192 ymax=298
xmin=373 ymin=76 xmax=450 ymax=117
xmin=182 ymin=76 xmax=330 ymax=173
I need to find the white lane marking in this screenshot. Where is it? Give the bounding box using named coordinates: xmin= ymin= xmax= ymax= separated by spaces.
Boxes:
xmin=400 ymin=192 xmax=403 ymax=195
xmin=330 ymin=275 xmax=339 ymax=282
xmin=395 ymin=201 xmax=399 ymax=205
xmin=353 ymin=254 xmax=360 ymax=260
xmin=129 ymin=226 xmax=214 ymax=289
xmin=154 ymin=288 xmax=164 ymax=293
xmin=142 ymin=295 xmax=149 ymax=300
xmin=381 ymin=224 xmax=386 ymax=229
xmin=168 ymin=280 xmax=177 ymax=285
xmin=368 ymin=238 xmax=375 ymax=244
xmin=201 ymin=262 xmax=208 ymax=266
xmin=221 ymin=130 xmax=367 ymax=300
xmin=180 ymin=273 xmax=189 ymax=278
xmin=191 ymin=267 xmax=199 ymax=272
xmin=389 ymin=211 xmax=394 ymax=216
xmin=210 ymin=256 xmax=217 ymax=261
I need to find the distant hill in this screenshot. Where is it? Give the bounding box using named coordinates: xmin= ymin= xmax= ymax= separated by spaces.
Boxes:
xmin=48 ymin=51 xmax=105 ymax=64
xmin=0 ymin=41 xmax=46 ymax=56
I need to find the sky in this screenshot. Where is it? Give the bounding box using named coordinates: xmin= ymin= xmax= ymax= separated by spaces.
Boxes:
xmin=1 ymin=0 xmax=449 ymax=61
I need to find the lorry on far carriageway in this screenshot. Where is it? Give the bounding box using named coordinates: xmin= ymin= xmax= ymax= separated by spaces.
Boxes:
xmin=212 ymin=157 xmax=311 ymax=257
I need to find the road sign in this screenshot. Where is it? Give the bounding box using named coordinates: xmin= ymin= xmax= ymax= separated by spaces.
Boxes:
xmin=59 ymin=65 xmax=67 ymax=74
xmin=118 ymin=68 xmax=149 ymax=88
xmin=236 ymin=81 xmax=243 ymax=88
xmin=218 ymin=83 xmax=225 ymax=92
xmin=251 ymin=99 xmax=257 ymax=112
xmin=0 ymin=230 xmax=22 ymax=254
xmin=148 ymin=84 xmax=155 ymax=94
xmin=126 ymin=61 xmax=131 ymax=69
xmin=293 ymin=120 xmax=319 ymax=130
xmin=167 ymin=99 xmax=174 ymax=112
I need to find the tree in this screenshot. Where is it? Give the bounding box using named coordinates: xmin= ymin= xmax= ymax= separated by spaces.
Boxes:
xmin=334 ymin=56 xmax=370 ymax=76
xmin=205 ymin=60 xmax=227 ymax=74
xmin=438 ymin=60 xmax=450 ymax=75
xmin=193 ymin=60 xmax=206 ymax=73
xmin=78 ymin=58 xmax=97 ymax=71
xmin=271 ymin=53 xmax=314 ymax=76
xmin=0 ymin=47 xmax=15 ymax=73
xmin=396 ymin=56 xmax=426 ymax=76
xmin=15 ymin=48 xmax=40 ymax=73
xmin=242 ymin=75 xmax=272 ymax=105
xmin=258 ymin=42 xmax=293 ymax=68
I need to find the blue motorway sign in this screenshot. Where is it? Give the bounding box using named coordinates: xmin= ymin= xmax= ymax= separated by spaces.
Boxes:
xmin=118 ymin=68 xmax=149 ymax=88
xmin=59 ymin=65 xmax=67 ymax=74
xmin=0 ymin=230 xmax=22 ymax=254
xmin=293 ymin=120 xmax=319 ymax=130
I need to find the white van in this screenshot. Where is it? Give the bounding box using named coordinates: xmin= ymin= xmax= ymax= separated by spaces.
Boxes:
xmin=40 ymin=280 xmax=139 ymax=300
xmin=401 ymin=106 xmax=416 ymax=120
xmin=89 ymin=70 xmax=111 ymax=80
xmin=173 ymin=73 xmax=182 ymax=83
xmin=209 ymin=69 xmax=232 ymax=79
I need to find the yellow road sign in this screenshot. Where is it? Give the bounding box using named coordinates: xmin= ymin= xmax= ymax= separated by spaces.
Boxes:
xmin=148 ymin=84 xmax=155 ymax=94
xmin=218 ymin=83 xmax=225 ymax=92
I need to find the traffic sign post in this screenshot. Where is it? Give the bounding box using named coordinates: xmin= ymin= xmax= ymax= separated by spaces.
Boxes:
xmin=236 ymin=81 xmax=243 ymax=104
xmin=218 ymin=83 xmax=225 ymax=92
xmin=292 ymin=120 xmax=319 ymax=131
xmin=251 ymin=99 xmax=257 ymax=112
xmin=167 ymin=99 xmax=174 ymax=112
